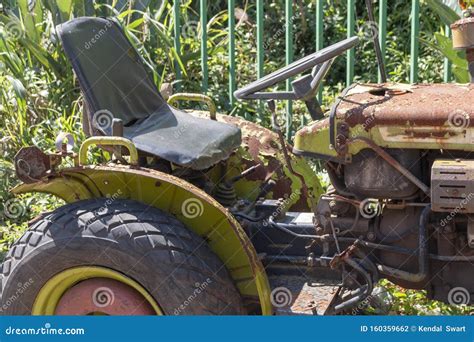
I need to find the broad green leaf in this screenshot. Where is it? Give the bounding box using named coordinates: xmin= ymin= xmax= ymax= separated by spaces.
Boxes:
xmin=420 ymin=33 xmax=469 ymax=83
xmin=43 ymin=0 xmax=73 ymax=24
xmin=17 ymin=0 xmax=42 ymax=43
xmin=434 ymin=33 xmax=467 ymax=67
xmin=453 ymin=65 xmax=470 ymax=82
xmin=424 ymin=0 xmax=460 ymax=27
xmin=56 ymin=0 xmax=73 ymax=23
xmin=420 ymin=34 xmax=469 ymax=82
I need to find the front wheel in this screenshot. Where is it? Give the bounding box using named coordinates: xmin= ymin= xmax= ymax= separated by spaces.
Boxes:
xmin=0 ymin=199 xmax=245 ymax=315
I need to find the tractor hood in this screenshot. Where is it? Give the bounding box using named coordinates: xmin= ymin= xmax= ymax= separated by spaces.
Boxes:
xmin=294 ymin=83 xmax=474 ymax=161
xmin=329 ymin=83 xmax=474 ymax=128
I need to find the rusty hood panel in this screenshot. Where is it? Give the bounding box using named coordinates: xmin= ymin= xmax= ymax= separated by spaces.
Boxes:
xmin=338 ymin=83 xmax=474 ymax=128
xmin=294 ymin=83 xmax=474 ymax=158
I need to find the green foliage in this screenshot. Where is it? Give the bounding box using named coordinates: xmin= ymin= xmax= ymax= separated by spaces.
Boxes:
xmin=423 ymin=0 xmax=469 ymax=82
xmin=424 ymin=0 xmax=460 ymax=27
xmin=0 ymin=0 xmax=470 ymax=315
xmin=378 ymin=280 xmax=473 ymax=315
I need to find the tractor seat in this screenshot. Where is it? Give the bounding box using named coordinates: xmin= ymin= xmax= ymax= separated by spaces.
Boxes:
xmin=57 ymin=17 xmax=241 ymax=170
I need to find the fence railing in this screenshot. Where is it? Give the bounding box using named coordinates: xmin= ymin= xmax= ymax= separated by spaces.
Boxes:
xmin=172 ymin=0 xmax=453 ymax=138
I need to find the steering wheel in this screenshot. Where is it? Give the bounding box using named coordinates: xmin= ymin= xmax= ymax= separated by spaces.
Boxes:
xmin=234 ymin=36 xmax=359 ymax=101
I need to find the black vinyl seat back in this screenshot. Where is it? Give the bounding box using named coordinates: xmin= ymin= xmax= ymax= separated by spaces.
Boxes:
xmin=57 ymin=17 xmax=166 ymax=135
xmin=56 ymin=17 xmax=242 ymax=171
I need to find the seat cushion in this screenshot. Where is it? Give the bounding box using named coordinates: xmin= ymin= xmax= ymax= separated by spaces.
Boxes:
xmin=57 ymin=17 xmax=241 ymax=170
xmin=124 ymin=105 xmax=241 ymax=170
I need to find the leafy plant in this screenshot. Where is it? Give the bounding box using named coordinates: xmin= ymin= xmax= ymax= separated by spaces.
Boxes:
xmin=423 ymin=0 xmax=469 ymax=82
xmin=377 ymin=280 xmax=473 ymax=315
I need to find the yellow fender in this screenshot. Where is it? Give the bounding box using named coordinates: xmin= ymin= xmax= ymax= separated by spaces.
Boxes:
xmin=12 ymin=164 xmax=272 ymax=315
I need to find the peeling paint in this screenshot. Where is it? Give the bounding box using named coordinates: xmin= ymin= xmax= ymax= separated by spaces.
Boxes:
xmin=192 ymin=111 xmax=324 ymax=212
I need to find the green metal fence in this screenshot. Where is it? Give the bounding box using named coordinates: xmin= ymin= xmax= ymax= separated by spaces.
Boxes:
xmin=172 ymin=0 xmax=453 ymax=138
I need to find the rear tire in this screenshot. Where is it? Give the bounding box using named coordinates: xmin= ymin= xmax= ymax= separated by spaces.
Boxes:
xmin=0 ymin=199 xmax=245 ymax=315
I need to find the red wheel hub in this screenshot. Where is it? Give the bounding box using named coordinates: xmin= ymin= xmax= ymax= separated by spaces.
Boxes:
xmin=55 ymin=278 xmax=156 ymax=315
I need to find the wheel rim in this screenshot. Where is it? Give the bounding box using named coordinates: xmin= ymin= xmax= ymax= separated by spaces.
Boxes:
xmin=32 ymin=266 xmax=163 ymax=315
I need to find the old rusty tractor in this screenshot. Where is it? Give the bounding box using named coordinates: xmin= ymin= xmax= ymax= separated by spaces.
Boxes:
xmin=1 ymin=6 xmax=473 ymax=315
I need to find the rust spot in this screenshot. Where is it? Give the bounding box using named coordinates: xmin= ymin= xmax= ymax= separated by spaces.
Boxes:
xmin=247 ymin=136 xmax=263 ymax=162
xmin=299 ymin=119 xmax=330 ymax=136
xmin=336 ymin=83 xmax=474 ymax=129
xmin=190 ymin=110 xmax=319 ymax=212
xmin=291 ymin=194 xmax=311 ymax=212
xmin=241 ymin=159 xmax=267 ymax=181
xmin=14 ymin=146 xmax=51 ymax=184
xmin=272 ymin=178 xmax=292 ymax=199
xmin=451 ymin=16 xmax=474 ymax=29
xmin=222 ymin=116 xmax=283 ymax=155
